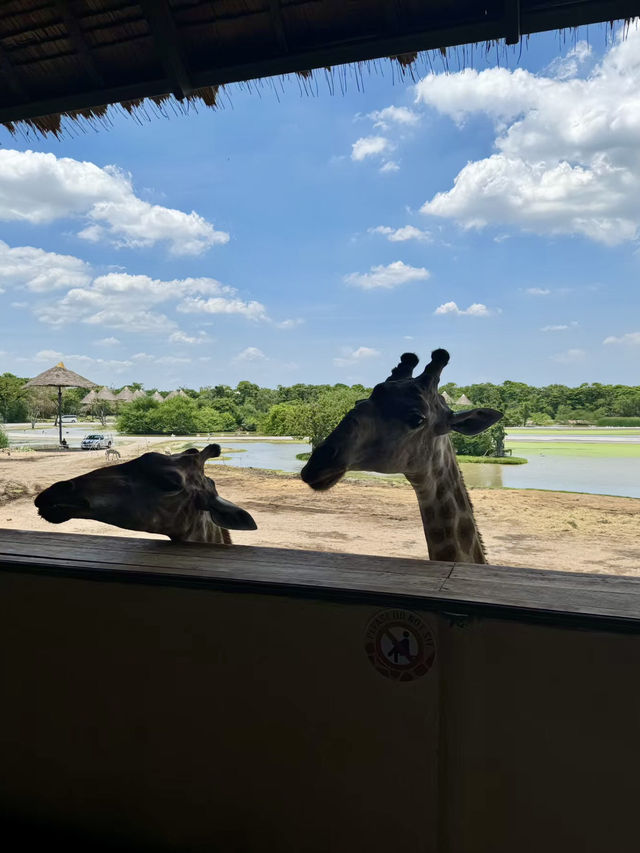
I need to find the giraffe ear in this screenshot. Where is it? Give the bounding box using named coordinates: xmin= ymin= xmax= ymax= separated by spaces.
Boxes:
xmin=449 ymin=408 xmax=503 ymax=436
xmin=207 ymin=495 xmax=258 ymax=530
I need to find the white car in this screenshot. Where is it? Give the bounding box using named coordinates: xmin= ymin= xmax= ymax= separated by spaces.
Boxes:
xmin=81 ymin=433 xmax=112 ymax=450
xmin=61 ymin=415 xmax=78 ymax=423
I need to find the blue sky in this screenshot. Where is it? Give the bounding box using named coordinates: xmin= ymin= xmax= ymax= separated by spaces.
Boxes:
xmin=1 ymin=22 xmax=638 ymax=390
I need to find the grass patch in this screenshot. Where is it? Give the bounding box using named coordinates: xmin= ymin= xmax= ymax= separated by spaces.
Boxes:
xmin=457 ymin=455 xmax=527 ymax=465
xmin=508 ymin=428 xmax=640 ymax=436
xmin=296 ymin=452 xmax=311 ymax=461
xmin=506 ymin=441 xmax=640 ymax=458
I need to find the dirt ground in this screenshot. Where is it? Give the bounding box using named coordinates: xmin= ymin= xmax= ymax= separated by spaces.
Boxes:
xmin=1 ymin=442 xmax=638 ymax=575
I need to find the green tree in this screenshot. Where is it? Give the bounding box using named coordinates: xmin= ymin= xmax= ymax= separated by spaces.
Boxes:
xmin=149 ymin=397 xmax=199 ymax=434
xmin=0 ymin=426 xmax=8 ymax=449
xmin=0 ymin=372 xmax=28 ymax=423
xmin=25 ymin=387 xmax=57 ymax=428
xmin=116 ymin=398 xmax=158 ymax=434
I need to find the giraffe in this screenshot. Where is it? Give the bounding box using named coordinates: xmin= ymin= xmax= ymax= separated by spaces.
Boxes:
xmin=300 ymin=349 xmax=502 ymax=564
xmin=35 ymin=444 xmax=256 ymax=544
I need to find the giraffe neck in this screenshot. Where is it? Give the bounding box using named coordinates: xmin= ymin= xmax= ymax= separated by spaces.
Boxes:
xmin=169 ymin=511 xmax=231 ymax=544
xmin=405 ymin=436 xmax=486 ymax=564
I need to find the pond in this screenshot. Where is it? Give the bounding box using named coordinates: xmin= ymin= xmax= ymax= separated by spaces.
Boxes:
xmin=214 ymin=441 xmax=640 ymax=500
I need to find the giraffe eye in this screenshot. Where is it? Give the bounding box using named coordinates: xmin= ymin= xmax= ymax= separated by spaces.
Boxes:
xmin=403 ymin=411 xmax=426 ymax=429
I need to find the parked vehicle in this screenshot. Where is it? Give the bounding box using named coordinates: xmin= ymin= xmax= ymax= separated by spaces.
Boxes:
xmin=61 ymin=415 xmax=78 ymax=423
xmin=81 ymin=433 xmax=112 ymax=450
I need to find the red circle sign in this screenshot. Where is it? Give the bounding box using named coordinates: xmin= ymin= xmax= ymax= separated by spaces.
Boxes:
xmin=364 ymin=609 xmax=436 ymax=681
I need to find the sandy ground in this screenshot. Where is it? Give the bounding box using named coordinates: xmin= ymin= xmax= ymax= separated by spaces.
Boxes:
xmin=0 ymin=442 xmax=638 ymax=575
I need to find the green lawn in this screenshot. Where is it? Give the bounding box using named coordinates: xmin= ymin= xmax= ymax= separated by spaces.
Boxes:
xmin=508 ymin=428 xmax=640 ymax=436
xmin=505 ymin=441 xmax=640 ymax=458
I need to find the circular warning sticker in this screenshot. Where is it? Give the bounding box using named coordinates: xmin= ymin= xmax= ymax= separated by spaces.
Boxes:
xmin=364 ymin=609 xmax=436 ymax=682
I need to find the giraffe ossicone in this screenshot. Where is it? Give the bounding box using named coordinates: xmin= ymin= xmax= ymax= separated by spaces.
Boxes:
xmin=301 ymin=349 xmax=502 ymax=564
xmin=35 ymin=444 xmax=257 ymax=544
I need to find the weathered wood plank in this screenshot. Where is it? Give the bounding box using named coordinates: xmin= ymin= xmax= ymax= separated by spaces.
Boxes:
xmin=1 ymin=529 xmax=640 ymax=626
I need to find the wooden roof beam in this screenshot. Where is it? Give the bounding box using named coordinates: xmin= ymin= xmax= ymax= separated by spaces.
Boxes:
xmin=269 ymin=0 xmax=289 ymax=53
xmin=139 ymin=0 xmax=193 ymax=99
xmin=505 ymin=0 xmax=521 ymax=45
xmin=55 ymin=0 xmax=104 ymax=88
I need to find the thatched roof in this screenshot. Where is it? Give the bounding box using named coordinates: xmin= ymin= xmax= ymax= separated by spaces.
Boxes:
xmin=80 ymin=389 xmax=98 ymax=407
xmin=95 ymin=386 xmax=119 ymax=402
xmin=24 ymin=361 xmax=96 ymax=389
xmin=456 ymin=394 xmax=473 ymax=406
xmin=131 ymin=389 xmax=147 ymax=400
xmin=116 ymin=386 xmax=135 ymax=402
xmin=151 ymin=391 xmax=165 ymax=402
xmin=165 ymin=389 xmax=188 ymax=399
xmin=0 ymin=1 xmax=635 ymax=137
xmin=441 ymin=390 xmax=454 ymax=405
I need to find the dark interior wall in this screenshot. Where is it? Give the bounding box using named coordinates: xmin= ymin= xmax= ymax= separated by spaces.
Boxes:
xmin=0 ymin=568 xmax=638 ymax=852
xmin=0 ymin=570 xmax=440 ymax=852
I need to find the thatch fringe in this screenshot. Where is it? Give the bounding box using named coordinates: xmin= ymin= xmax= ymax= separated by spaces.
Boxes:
xmin=3 ymin=23 xmax=634 ymax=140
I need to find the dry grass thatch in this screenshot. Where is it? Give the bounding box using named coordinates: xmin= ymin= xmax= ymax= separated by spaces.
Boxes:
xmin=24 ymin=362 xmax=96 ymax=389
xmin=0 ymin=1 xmax=635 ymax=138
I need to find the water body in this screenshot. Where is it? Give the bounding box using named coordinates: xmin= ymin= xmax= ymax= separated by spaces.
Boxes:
xmin=7 ymin=430 xmax=639 ymax=499
xmin=218 ymin=442 xmax=640 ymax=500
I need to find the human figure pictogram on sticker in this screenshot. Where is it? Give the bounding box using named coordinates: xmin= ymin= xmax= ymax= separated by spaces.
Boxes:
xmin=365 ymin=609 xmax=436 ymax=681
xmin=384 ymin=629 xmax=414 ymax=664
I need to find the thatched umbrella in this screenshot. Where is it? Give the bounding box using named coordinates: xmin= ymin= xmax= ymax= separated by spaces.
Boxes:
xmin=25 ymin=362 xmax=96 ymax=446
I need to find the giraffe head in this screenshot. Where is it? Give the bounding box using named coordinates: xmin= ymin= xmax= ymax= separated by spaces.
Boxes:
xmin=301 ymin=349 xmax=502 ymax=489
xmin=35 ymin=444 xmax=257 ymax=541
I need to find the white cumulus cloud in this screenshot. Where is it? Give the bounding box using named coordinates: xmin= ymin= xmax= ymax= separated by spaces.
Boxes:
xmin=0 ymin=240 xmax=91 ymax=292
xmin=234 ymin=347 xmax=266 ymax=362
xmin=35 ymin=271 xmax=269 ymax=333
xmin=333 ymin=346 xmax=380 ymax=367
xmin=0 ymin=149 xmax=229 ymax=255
xmin=434 ymin=301 xmax=492 ymax=317
xmin=168 ymin=330 xmax=210 ymax=345
xmin=344 ymin=260 xmax=430 ymax=290
xmin=368 ymin=105 xmax=419 ymax=129
xmin=416 ymin=26 xmax=640 ymax=245
xmin=603 ymin=332 xmax=640 ymax=345
xmin=369 ymin=225 xmax=431 ymax=242
xmin=351 ymin=136 xmax=392 ymax=161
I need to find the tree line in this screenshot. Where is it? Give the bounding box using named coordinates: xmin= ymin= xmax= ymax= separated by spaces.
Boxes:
xmin=2 ymin=372 xmax=640 ymax=440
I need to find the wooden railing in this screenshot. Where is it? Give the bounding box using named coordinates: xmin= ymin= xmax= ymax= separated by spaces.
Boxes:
xmin=0 ymin=529 xmax=639 ymax=852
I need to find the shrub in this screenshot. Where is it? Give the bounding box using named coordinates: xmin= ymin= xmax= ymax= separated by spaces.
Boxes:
xmin=148 ymin=397 xmax=199 ymax=434
xmin=449 ymin=430 xmax=493 ymax=457
xmin=117 ymin=398 xmax=158 ymax=434
xmin=0 ymin=427 xmax=8 ymax=449
xmin=596 ymin=417 xmax=640 ymax=427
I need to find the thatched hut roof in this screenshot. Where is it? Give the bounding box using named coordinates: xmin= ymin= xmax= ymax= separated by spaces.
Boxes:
xmin=456 ymin=394 xmax=473 ymax=407
xmin=441 ymin=391 xmax=454 ymax=405
xmin=131 ymin=389 xmax=147 ymax=400
xmin=25 ymin=362 xmax=96 ymax=390
xmin=80 ymin=389 xmax=98 ymax=407
xmin=151 ymin=391 xmax=165 ymax=402
xmin=95 ymin=387 xmax=119 ymax=402
xmin=116 ymin=387 xmax=135 ymax=402
xmin=165 ymin=389 xmax=188 ymax=400
xmin=0 ymin=1 xmax=634 ymax=137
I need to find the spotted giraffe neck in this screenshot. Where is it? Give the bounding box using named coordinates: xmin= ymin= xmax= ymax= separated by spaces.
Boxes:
xmin=169 ymin=510 xmax=231 ymax=544
xmin=405 ymin=436 xmax=486 ymax=564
